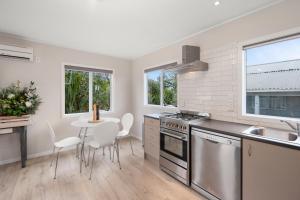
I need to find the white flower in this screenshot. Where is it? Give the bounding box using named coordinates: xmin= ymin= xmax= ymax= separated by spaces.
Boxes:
xmin=25 ymin=101 xmax=32 ymax=107
xmin=7 ymin=94 xmax=15 ymax=99
xmin=26 ymin=92 xmax=33 ymax=98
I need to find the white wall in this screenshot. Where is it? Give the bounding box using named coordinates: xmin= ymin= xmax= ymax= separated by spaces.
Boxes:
xmin=0 ymin=33 xmax=132 ymax=164
xmin=131 ymin=0 xmax=300 ymax=139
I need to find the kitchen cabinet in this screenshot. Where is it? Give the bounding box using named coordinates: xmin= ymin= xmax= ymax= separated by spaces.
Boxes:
xmin=144 ymin=117 xmax=160 ymax=163
xmin=243 ymin=139 xmax=300 ymax=200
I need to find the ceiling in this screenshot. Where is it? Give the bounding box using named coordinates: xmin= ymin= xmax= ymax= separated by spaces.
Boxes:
xmin=0 ymin=0 xmax=281 ymax=59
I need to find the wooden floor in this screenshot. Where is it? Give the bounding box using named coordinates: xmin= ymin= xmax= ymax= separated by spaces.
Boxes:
xmin=0 ymin=139 xmax=205 ymax=200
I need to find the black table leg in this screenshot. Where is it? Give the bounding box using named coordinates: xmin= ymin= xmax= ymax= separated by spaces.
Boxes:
xmin=19 ymin=126 xmax=27 ymax=168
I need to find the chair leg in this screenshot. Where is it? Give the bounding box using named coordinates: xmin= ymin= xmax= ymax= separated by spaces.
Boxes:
xmin=54 ymin=151 xmax=60 ymax=179
xmin=129 ymin=137 xmax=134 ymax=155
xmin=50 ymin=147 xmax=55 ymax=167
xmin=116 ymin=140 xmax=121 ymax=169
xmin=89 ymin=149 xmax=96 ymax=180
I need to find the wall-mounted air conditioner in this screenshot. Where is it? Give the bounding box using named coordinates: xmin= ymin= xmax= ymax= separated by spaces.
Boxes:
xmin=0 ymin=44 xmax=33 ymax=61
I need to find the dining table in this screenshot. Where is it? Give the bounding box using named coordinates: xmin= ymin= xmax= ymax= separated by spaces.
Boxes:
xmin=71 ymin=117 xmax=120 ymax=172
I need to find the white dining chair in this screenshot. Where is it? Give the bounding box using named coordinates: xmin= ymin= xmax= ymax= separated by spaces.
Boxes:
xmin=114 ymin=113 xmax=134 ymax=155
xmin=47 ymin=121 xmax=81 ymax=179
xmin=87 ymin=121 xmax=119 ymax=180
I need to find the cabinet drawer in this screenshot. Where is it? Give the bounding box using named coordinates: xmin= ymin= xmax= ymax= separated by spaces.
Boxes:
xmin=0 ymin=128 xmax=13 ymax=135
xmin=144 ymin=117 xmax=160 ymax=161
xmin=144 ymin=117 xmax=160 ymax=127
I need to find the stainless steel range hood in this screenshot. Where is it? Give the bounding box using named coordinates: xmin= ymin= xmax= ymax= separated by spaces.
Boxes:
xmin=165 ymin=45 xmax=208 ymax=74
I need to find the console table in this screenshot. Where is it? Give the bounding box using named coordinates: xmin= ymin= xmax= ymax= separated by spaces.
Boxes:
xmin=0 ymin=116 xmax=30 ymax=168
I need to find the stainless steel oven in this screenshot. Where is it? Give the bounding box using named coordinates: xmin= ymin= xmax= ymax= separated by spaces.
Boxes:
xmin=160 ymin=128 xmax=188 ymax=168
xmin=159 ymin=127 xmax=189 ymax=185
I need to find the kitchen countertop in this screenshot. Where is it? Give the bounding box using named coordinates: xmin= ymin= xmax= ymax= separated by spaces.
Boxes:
xmin=190 ymin=119 xmax=251 ymax=137
xmin=190 ymin=119 xmax=300 ymax=150
xmin=144 ymin=113 xmax=300 ymax=150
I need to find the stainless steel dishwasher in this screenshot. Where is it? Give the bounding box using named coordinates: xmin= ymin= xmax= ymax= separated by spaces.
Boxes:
xmin=191 ymin=128 xmax=241 ymax=200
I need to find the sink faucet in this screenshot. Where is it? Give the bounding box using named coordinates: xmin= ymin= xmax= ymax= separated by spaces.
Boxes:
xmin=280 ymin=120 xmax=300 ymax=136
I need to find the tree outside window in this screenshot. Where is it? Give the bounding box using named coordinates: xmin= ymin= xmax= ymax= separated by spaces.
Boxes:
xmin=64 ymin=65 xmax=112 ymax=114
xmin=146 ymin=68 xmax=177 ymax=107
xmin=65 ymin=70 xmax=89 ymax=114
xmin=163 ymin=71 xmax=177 ymax=106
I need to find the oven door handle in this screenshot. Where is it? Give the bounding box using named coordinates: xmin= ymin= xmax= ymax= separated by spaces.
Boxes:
xmin=161 ymin=131 xmax=186 ymax=140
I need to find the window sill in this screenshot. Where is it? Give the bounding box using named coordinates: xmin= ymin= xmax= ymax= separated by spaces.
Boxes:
xmin=62 ymin=110 xmax=114 ymax=118
xmin=144 ymin=104 xmax=179 ymax=110
xmin=241 ymin=113 xmax=300 ymax=123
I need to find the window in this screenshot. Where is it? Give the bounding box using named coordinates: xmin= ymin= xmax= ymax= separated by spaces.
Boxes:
xmin=145 ymin=63 xmax=177 ymax=107
xmin=64 ymin=65 xmax=112 ymax=114
xmin=243 ymin=34 xmax=300 ymax=119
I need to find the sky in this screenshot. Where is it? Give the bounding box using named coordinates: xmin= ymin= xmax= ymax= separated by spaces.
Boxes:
xmin=246 ymin=37 xmax=300 ymax=66
xmin=147 ymin=70 xmax=161 ymax=81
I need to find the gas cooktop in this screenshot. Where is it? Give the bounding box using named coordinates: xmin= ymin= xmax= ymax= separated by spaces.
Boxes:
xmin=160 ymin=110 xmax=210 ymax=133
xmin=167 ymin=111 xmax=210 ymax=120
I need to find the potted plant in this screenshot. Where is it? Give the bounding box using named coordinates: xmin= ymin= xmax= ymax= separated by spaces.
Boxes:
xmin=0 ymin=81 xmax=42 ymax=120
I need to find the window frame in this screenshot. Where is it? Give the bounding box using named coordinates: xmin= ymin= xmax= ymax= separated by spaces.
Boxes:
xmin=144 ymin=61 xmax=178 ymax=108
xmin=240 ymin=30 xmax=300 ymax=122
xmin=61 ymin=63 xmax=114 ymax=118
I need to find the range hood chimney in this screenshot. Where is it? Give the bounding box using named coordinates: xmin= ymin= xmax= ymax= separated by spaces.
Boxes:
xmin=166 ymin=45 xmax=208 ymax=73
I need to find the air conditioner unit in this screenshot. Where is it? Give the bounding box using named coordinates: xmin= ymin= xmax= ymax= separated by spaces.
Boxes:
xmin=0 ymin=44 xmax=33 ymax=61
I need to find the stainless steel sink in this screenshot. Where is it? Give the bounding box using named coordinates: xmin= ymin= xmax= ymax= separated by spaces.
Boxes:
xmin=243 ymin=126 xmax=298 ymax=142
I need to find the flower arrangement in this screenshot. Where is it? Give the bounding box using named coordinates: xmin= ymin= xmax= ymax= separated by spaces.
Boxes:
xmin=0 ymin=81 xmax=42 ymax=116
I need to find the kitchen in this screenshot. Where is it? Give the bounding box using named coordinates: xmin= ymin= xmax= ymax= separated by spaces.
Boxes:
xmin=1 ymin=0 xmax=300 ymax=200
xmin=143 ymin=39 xmax=300 ymax=200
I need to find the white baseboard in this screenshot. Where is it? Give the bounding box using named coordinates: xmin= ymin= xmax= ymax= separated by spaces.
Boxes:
xmin=0 ymin=146 xmax=76 ymax=166
xmin=0 ymin=150 xmax=52 ymax=166
xmin=0 ymin=136 xmax=142 ymax=166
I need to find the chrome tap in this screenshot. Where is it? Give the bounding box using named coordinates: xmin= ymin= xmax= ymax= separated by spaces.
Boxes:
xmin=280 ymin=120 xmax=300 ymax=136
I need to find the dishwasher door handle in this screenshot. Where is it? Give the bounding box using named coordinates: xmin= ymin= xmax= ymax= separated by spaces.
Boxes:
xmin=206 ymin=138 xmax=219 ymax=144
xmin=192 ymin=129 xmax=240 ymax=147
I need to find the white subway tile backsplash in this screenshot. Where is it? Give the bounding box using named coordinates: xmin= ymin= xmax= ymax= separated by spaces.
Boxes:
xmin=178 ymin=43 xmax=239 ymax=119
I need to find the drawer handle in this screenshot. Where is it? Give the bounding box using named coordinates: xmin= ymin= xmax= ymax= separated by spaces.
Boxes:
xmin=160 ymin=131 xmax=185 ymax=140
